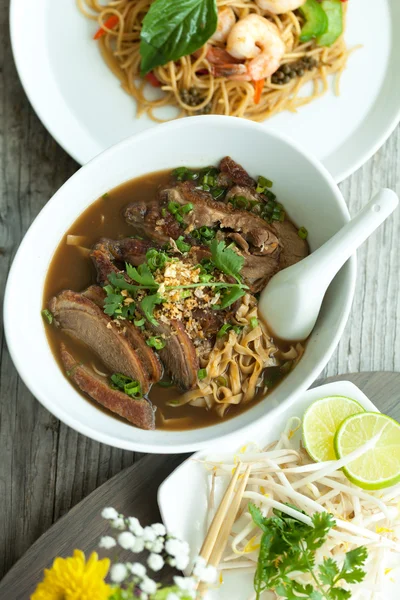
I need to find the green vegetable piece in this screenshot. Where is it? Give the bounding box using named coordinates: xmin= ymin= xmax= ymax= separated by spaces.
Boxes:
xmin=126 ymin=262 xmax=157 ymax=286
xmin=217 ymin=323 xmax=232 ymax=338
xmin=140 ymin=0 xmax=218 ymax=76
xmin=180 ymin=202 xmax=193 ymax=214
xmin=213 ymin=285 xmax=246 ymax=310
xmin=210 ymin=239 xmax=244 ymax=283
xmin=198 ymin=368 xmax=207 ymax=380
xmin=146 ymin=336 xmax=166 ymax=350
xmin=167 ymin=201 xmax=180 ymax=214
xmin=298 ymin=226 xmax=308 ymax=240
xmin=317 ymin=0 xmax=343 ymax=47
xmin=140 ymin=293 xmax=164 ymax=326
xmin=250 ymin=317 xmax=258 ymax=329
xmin=157 ymin=380 xmax=174 ymax=388
xmin=134 ymin=318 xmax=145 ymax=327
xmin=176 ymin=236 xmax=191 ymax=253
xmin=110 ymin=373 xmax=142 ymax=399
xmin=41 ymin=309 xmax=53 ymax=324
xmin=180 ymin=290 xmax=192 ymax=299
xmin=146 ymin=248 xmax=168 ymax=271
xmin=299 ymin=0 xmax=328 ymax=42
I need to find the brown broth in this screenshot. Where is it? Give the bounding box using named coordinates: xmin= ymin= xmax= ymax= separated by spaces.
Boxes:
xmin=43 ymin=170 xmax=288 ymax=431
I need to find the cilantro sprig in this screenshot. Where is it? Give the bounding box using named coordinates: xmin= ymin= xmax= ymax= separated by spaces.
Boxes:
xmin=249 ymin=504 xmax=367 ymax=600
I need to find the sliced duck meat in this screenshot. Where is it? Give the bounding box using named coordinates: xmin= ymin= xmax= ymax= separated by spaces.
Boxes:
xmin=159 ymin=182 xmax=279 ymax=255
xmin=141 ymin=316 xmax=199 ymax=390
xmin=271 ymin=220 xmax=309 ymax=269
xmin=241 ymin=252 xmax=281 ymax=292
xmin=90 ymin=242 xmax=121 ymax=285
xmin=192 ymin=308 xmax=224 ymax=337
xmin=225 ymin=185 xmax=263 ymax=208
xmin=124 ymin=199 xmax=182 ymax=243
xmin=219 ymin=156 xmax=256 ymax=188
xmin=83 ymin=285 xmax=163 ymax=384
xmin=49 ymin=290 xmax=153 ymax=393
xmin=60 ymin=344 xmax=155 ymax=430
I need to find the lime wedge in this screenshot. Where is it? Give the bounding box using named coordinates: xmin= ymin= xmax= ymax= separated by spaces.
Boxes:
xmin=334 ymin=412 xmax=400 ymax=490
xmin=303 ymin=396 xmax=364 ymax=462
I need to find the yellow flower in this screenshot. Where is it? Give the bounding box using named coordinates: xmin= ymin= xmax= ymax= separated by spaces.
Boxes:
xmin=31 ymin=550 xmax=111 ymax=600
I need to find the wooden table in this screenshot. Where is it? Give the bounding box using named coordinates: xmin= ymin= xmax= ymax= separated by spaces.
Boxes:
xmin=1 ymin=0 xmax=399 ymax=581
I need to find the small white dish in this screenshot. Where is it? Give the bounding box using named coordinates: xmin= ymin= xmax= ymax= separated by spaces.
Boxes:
xmin=158 ymin=380 xmax=399 ymax=599
xmin=10 ymin=0 xmax=400 ymax=180
xmin=4 ymin=117 xmax=355 ymax=453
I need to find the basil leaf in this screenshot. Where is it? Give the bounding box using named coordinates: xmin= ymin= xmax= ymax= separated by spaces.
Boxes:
xmin=140 ymin=0 xmax=218 ymax=76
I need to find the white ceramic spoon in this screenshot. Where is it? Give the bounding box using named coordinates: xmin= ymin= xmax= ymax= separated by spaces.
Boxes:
xmin=259 ymin=189 xmax=399 ymax=341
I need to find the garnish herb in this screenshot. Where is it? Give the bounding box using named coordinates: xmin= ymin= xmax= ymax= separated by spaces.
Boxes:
xmin=146 ymin=248 xmax=168 ymax=272
xmin=134 ymin=318 xmax=145 ymax=327
xmin=126 ymin=262 xmax=157 ymax=286
xmin=250 ymin=317 xmax=258 ymax=329
xmin=41 ymin=309 xmax=53 ymax=324
xmin=210 ymin=239 xmax=244 ymax=283
xmin=197 ymin=368 xmax=207 ymax=380
xmin=140 ymin=293 xmax=164 ymax=326
xmin=298 ymin=226 xmax=308 ymax=240
xmin=176 ymin=236 xmax=191 ymax=253
xmin=256 ymin=175 xmax=273 ymax=192
xmin=140 ymin=0 xmax=218 ymax=76
xmin=217 ymin=323 xmax=232 ymax=338
xmin=110 ymin=374 xmax=142 ymax=399
xmin=214 ymin=285 xmax=246 ymax=310
xmin=249 ymin=503 xmax=367 ymax=600
xmin=146 ymin=336 xmax=166 ymax=350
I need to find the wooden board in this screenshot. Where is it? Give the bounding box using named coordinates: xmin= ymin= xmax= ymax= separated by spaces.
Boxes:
xmin=1 ymin=372 xmax=399 ymax=598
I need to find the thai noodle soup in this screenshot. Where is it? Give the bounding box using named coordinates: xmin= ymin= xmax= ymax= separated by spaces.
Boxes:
xmin=42 ymin=157 xmax=309 ymax=431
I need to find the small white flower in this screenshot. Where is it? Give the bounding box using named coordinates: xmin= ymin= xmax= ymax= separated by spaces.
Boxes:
xmin=132 ymin=537 xmax=145 ymax=553
xmin=166 ymin=594 xmax=180 ymax=600
xmin=130 ymin=562 xmax=147 ymax=578
xmin=140 ymin=577 xmax=158 ymax=595
xmin=152 ymin=523 xmax=166 ymax=537
xmin=110 ymin=563 xmax=128 ymax=583
xmin=118 ymin=531 xmax=136 ymax=550
xmin=165 ymin=538 xmax=188 ymax=558
xmin=99 ymin=535 xmax=116 ymax=549
xmin=199 ymin=565 xmax=217 ymax=584
xmin=147 ymin=553 xmax=164 ymax=572
xmin=128 ymin=517 xmax=144 ymax=537
xmin=101 ymin=507 xmax=119 ymax=520
xmin=174 ymin=576 xmax=196 ymax=592
xmin=143 ymin=526 xmax=157 ymax=543
xmin=150 ymin=537 xmax=164 ymax=554
xmin=175 ymin=554 xmax=189 ymax=570
xmin=140 ymin=594 xmax=148 ymax=600
xmin=111 ymin=517 xmax=126 ymax=530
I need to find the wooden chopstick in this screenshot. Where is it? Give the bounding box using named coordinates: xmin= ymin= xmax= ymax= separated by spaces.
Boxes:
xmin=207 ymin=464 xmax=251 ymax=567
xmin=197 ymin=464 xmax=252 ymax=596
xmin=199 ymin=462 xmax=242 ymax=562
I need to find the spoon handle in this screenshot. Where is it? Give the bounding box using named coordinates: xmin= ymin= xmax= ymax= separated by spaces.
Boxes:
xmin=304 ymin=189 xmax=398 ymax=287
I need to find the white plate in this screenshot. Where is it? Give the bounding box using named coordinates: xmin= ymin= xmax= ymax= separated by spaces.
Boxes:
xmin=10 ymin=0 xmax=400 ymax=180
xmin=158 ymin=380 xmax=399 ymax=599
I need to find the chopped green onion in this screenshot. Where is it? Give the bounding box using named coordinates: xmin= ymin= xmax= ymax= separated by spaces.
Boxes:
xmin=211 ymin=187 xmax=225 ymax=200
xmin=157 ymin=380 xmax=174 ymax=388
xmin=146 ymin=336 xmax=166 ymax=350
xmin=198 ymin=368 xmax=207 ymax=380
xmin=175 ymin=236 xmax=191 ymax=253
xmin=146 ymin=248 xmax=168 ymax=271
xmin=217 ymin=323 xmax=232 ymax=338
xmin=134 ymin=318 xmax=145 ymax=327
xmin=234 ymin=196 xmax=250 ymax=210
xmin=232 ymin=325 xmax=242 ymax=335
xmin=199 ymin=226 xmax=215 ymax=240
xmin=110 ymin=373 xmax=142 ymax=398
xmin=167 ymin=201 xmax=180 ymax=214
xmin=41 ymin=309 xmax=53 ymax=324
xmin=175 ymin=213 xmax=184 ymax=224
xmin=298 ymin=226 xmax=308 ymax=240
xmin=216 ymin=376 xmax=228 ymax=387
xmin=180 ymin=290 xmax=192 ymax=299
xmin=180 ymin=203 xmax=193 ymax=214
xmin=199 ymin=273 xmax=213 ymax=283
xmin=102 ymin=192 xmax=109 ymax=199
xmin=161 ymin=207 xmax=167 ymax=218
xmin=250 ymin=317 xmax=259 ymax=329
xmin=257 ymin=175 xmax=273 ymax=190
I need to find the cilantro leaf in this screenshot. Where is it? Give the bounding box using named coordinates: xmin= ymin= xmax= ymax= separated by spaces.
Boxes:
xmin=329 ymin=589 xmax=352 ymax=600
xmin=104 ymin=292 xmax=124 ymax=317
xmin=108 ymin=271 xmax=140 ymax=293
xmin=213 ymin=285 xmax=245 ymax=310
xmin=248 ymin=503 xmax=267 ymax=532
xmin=318 ymin=557 xmax=339 ymax=587
xmin=140 ymin=293 xmax=164 ymax=326
xmin=306 ymin=512 xmax=336 ymax=551
xmin=339 ymin=546 xmax=368 ymax=584
xmin=126 ymin=262 xmax=157 ymax=286
xmin=210 ymin=239 xmax=244 ymax=282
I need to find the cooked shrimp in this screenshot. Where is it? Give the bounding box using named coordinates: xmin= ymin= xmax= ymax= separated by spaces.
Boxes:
xmin=210 ymin=7 xmax=236 ymax=43
xmin=256 ymin=0 xmax=307 ymax=14
xmin=225 ymin=14 xmax=285 ymax=81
